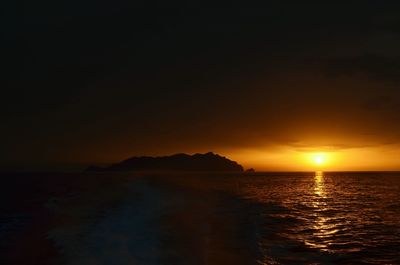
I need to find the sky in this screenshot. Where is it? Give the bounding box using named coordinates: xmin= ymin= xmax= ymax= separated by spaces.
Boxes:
xmin=2 ymin=2 xmax=400 ymax=171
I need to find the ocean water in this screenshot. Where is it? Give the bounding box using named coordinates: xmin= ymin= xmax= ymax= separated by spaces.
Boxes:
xmin=1 ymin=172 xmax=400 ymax=264
xmin=237 ymin=172 xmax=400 ymax=264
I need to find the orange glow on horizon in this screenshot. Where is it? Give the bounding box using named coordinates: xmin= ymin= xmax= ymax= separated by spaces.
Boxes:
xmin=225 ymin=144 xmax=400 ymax=171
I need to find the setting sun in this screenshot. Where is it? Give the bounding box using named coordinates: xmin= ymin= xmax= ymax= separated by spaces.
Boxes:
xmin=314 ymin=154 xmax=325 ymax=165
xmin=307 ymin=152 xmax=329 ymax=168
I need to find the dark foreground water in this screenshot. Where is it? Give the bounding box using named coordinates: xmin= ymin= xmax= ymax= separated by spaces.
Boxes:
xmin=1 ymin=172 xmax=400 ymax=264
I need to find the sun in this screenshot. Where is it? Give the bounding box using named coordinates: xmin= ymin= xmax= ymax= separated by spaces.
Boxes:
xmin=312 ymin=153 xmax=327 ymax=166
xmin=314 ymin=155 xmax=324 ymax=165
xmin=299 ymin=151 xmax=335 ymax=170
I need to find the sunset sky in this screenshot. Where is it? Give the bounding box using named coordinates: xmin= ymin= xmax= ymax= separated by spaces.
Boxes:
xmin=3 ymin=3 xmax=400 ymax=171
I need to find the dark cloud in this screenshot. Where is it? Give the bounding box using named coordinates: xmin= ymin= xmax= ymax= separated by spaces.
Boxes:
xmin=3 ymin=2 xmax=400 ymax=169
xmin=321 ymin=55 xmax=400 ymax=84
xmin=287 ymin=142 xmax=388 ymax=152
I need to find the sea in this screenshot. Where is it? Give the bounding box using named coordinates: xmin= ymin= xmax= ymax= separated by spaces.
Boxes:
xmin=1 ymin=171 xmax=400 ymax=264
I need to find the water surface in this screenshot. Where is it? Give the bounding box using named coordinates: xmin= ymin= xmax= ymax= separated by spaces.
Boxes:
xmin=1 ymin=172 xmax=400 ymax=264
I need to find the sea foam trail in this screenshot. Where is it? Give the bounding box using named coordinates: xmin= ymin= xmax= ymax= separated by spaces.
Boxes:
xmin=47 ymin=175 xmax=264 ymax=265
xmin=48 ymin=178 xmax=170 ymax=265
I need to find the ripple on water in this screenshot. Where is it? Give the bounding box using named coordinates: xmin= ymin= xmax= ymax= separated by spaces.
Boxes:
xmin=240 ymin=172 xmax=400 ymax=264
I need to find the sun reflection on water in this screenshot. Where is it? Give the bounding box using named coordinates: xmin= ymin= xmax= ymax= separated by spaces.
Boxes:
xmin=243 ymin=172 xmax=400 ymax=263
xmin=314 ymin=171 xmax=326 ymax=198
xmin=303 ymin=171 xmax=339 ymax=250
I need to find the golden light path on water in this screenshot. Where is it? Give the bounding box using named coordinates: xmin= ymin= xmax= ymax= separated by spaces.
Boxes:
xmin=304 ymin=171 xmax=338 ymax=250
xmin=250 ymin=170 xmax=360 ymax=265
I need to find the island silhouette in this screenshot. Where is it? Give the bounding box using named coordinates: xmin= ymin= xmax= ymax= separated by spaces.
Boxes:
xmin=87 ymin=152 xmax=244 ymax=172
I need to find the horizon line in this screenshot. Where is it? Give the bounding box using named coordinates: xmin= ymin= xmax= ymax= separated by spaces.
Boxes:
xmin=2 ymin=169 xmax=400 ymax=174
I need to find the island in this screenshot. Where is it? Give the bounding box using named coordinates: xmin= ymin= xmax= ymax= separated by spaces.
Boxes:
xmin=87 ymin=152 xmax=244 ymax=172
